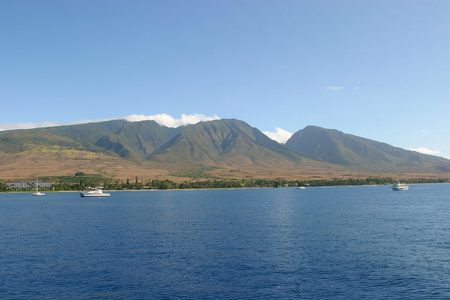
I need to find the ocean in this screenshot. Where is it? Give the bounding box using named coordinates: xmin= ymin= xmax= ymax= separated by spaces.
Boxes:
xmin=1 ymin=184 xmax=449 ymax=299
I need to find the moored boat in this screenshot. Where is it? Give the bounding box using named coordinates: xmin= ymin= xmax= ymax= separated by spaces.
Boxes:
xmin=391 ymin=181 xmax=409 ymax=191
xmin=32 ymin=179 xmax=45 ymax=196
xmin=80 ymin=188 xmax=111 ymax=197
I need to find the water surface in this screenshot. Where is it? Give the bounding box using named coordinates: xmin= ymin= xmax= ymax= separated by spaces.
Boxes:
xmin=1 ymin=184 xmax=449 ymax=299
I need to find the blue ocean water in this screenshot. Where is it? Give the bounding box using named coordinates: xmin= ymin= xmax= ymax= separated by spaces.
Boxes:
xmin=1 ymin=184 xmax=449 ymax=299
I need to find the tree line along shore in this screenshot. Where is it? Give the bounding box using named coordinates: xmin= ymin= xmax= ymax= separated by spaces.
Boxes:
xmin=1 ymin=173 xmax=448 ymax=192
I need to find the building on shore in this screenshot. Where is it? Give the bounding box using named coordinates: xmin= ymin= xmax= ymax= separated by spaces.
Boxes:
xmin=5 ymin=179 xmax=54 ymax=191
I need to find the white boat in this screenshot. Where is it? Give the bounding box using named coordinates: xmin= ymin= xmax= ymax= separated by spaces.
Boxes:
xmin=80 ymin=188 xmax=111 ymax=197
xmin=297 ymin=186 xmax=306 ymax=189
xmin=32 ymin=179 xmax=45 ymax=196
xmin=391 ymin=181 xmax=409 ymax=191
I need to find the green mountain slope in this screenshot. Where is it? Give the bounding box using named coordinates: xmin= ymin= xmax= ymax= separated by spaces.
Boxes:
xmin=150 ymin=119 xmax=306 ymax=167
xmin=0 ymin=119 xmax=449 ymax=179
xmin=285 ymin=126 xmax=450 ymax=172
xmin=45 ymin=119 xmax=179 ymax=159
xmin=0 ymin=130 xmax=83 ymax=153
xmin=114 ymin=121 xmax=181 ymax=157
xmin=0 ymin=119 xmax=179 ymax=158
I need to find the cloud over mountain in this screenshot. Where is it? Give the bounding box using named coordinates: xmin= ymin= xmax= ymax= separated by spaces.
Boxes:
xmin=262 ymin=127 xmax=293 ymax=144
xmin=410 ymin=147 xmax=440 ymax=156
xmin=0 ymin=114 xmax=221 ymax=131
xmin=124 ymin=114 xmax=221 ymax=127
xmin=0 ymin=120 xmax=110 ymax=132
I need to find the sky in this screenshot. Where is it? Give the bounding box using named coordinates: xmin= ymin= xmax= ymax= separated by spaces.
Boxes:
xmin=1 ymin=1 xmax=449 ymax=158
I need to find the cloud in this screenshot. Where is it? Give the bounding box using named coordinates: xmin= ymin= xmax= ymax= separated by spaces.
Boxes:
xmin=124 ymin=113 xmax=221 ymax=127
xmin=326 ymin=86 xmax=344 ymax=90
xmin=0 ymin=120 xmax=108 ymax=131
xmin=410 ymin=147 xmax=440 ymax=156
xmin=0 ymin=122 xmax=57 ymax=131
xmin=263 ymin=127 xmax=293 ymax=144
xmin=0 ymin=114 xmax=221 ymax=131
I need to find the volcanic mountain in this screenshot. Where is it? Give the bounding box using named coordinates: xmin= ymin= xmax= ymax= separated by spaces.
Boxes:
xmin=285 ymin=125 xmax=450 ymax=173
xmin=0 ymin=119 xmax=449 ymax=180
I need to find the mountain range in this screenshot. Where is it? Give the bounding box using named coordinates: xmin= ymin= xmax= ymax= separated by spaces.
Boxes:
xmin=0 ymin=118 xmax=449 ymax=180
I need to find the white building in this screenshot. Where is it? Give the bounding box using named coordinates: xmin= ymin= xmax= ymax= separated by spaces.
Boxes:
xmin=5 ymin=179 xmax=54 ymax=191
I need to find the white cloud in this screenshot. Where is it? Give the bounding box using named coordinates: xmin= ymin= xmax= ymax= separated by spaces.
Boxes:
xmin=124 ymin=113 xmax=221 ymax=127
xmin=0 ymin=120 xmax=109 ymax=131
xmin=0 ymin=122 xmax=56 ymax=131
xmin=263 ymin=127 xmax=293 ymax=144
xmin=326 ymin=86 xmax=344 ymax=90
xmin=0 ymin=114 xmax=221 ymax=131
xmin=410 ymin=147 xmax=440 ymax=156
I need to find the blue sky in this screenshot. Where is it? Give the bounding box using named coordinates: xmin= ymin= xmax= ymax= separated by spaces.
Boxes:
xmin=1 ymin=1 xmax=449 ymax=158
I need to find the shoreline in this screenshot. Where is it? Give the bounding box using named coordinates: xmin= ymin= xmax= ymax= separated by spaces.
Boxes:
xmin=2 ymin=182 xmax=449 ymax=195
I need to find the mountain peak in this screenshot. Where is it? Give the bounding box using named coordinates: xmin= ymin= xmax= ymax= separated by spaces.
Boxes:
xmin=285 ymin=126 xmax=449 ymax=171
xmin=0 ymin=119 xmax=449 ymax=179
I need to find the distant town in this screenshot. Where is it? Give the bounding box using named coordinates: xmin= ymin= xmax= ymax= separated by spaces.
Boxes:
xmin=4 ymin=179 xmax=54 ymax=191
xmin=1 ymin=175 xmax=447 ymax=192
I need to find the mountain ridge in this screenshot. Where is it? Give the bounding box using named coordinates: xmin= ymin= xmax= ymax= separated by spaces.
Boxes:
xmin=285 ymin=125 xmax=449 ymax=172
xmin=0 ymin=118 xmax=449 ymax=180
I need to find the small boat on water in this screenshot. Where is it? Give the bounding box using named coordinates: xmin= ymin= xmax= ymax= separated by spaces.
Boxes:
xmin=297 ymin=186 xmax=306 ymax=189
xmin=32 ymin=179 xmax=45 ymax=196
xmin=391 ymin=181 xmax=409 ymax=191
xmin=80 ymin=188 xmax=111 ymax=197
